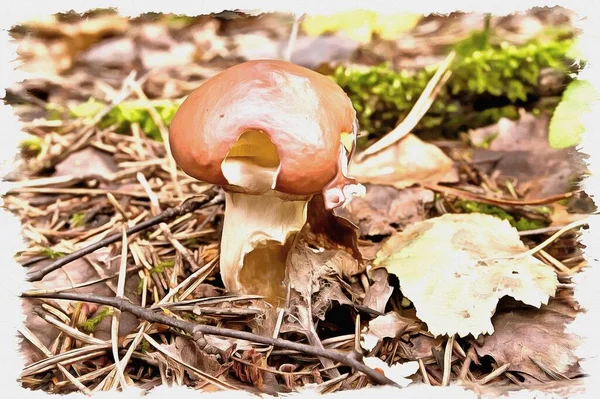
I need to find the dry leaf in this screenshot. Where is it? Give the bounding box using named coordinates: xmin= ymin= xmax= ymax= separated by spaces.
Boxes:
xmin=362 ymin=268 xmax=393 ymax=313
xmin=470 ymin=112 xmax=585 ymax=199
xmin=406 ymin=334 xmax=443 ymax=359
xmin=473 ymin=299 xmax=581 ymax=383
xmin=367 ymin=311 xmax=417 ymax=341
xmin=350 ymin=134 xmax=458 ymax=189
xmin=307 ymin=194 xmax=363 ymax=262
xmin=186 ymin=19 xmax=229 ymax=62
xmin=372 ymin=213 xmax=559 ymax=337
xmin=335 ymin=185 xmax=434 ymax=237
xmin=53 ymin=147 xmax=119 ymax=179
xmin=165 ymin=336 xmax=223 ymax=381
xmin=286 ymin=234 xmax=360 ymax=299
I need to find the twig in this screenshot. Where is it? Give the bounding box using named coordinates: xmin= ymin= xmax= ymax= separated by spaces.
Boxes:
xmin=282 ymin=13 xmax=306 ymax=61
xmin=477 ymin=363 xmax=512 ymax=385
xmin=538 ymin=250 xmax=573 ymax=275
xmin=25 ymin=189 xmax=223 ymax=282
xmin=519 ymin=225 xmax=577 ymax=237
xmin=21 ymin=291 xmax=398 ymax=387
xmin=422 ymin=183 xmax=582 ymax=207
xmin=481 ymin=217 xmax=590 ymax=263
xmin=357 ymin=51 xmax=456 ymax=160
xmin=137 ymin=173 xmax=200 ymax=270
xmin=418 ymin=359 xmax=431 ymax=385
xmin=110 ymin=226 xmax=129 ymax=390
xmin=442 ymin=335 xmax=454 ymax=386
xmin=21 ymin=343 xmax=111 ymax=377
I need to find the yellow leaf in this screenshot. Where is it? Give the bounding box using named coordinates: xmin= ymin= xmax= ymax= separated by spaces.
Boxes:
xmin=372 ymin=213 xmax=558 ymax=337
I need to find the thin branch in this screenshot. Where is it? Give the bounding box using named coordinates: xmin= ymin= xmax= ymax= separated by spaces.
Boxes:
xmin=422 ymin=183 xmax=583 ymax=207
xmin=21 ymin=291 xmax=398 ymax=387
xmin=442 ymin=335 xmax=455 ymax=386
xmin=481 ymin=217 xmax=591 ymax=263
xmin=282 ymin=13 xmax=306 ymax=61
xmin=25 ymin=189 xmax=224 ymax=282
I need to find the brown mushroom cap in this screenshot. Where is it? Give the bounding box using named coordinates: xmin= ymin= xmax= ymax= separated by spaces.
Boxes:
xmin=169 ymin=59 xmax=358 ymax=196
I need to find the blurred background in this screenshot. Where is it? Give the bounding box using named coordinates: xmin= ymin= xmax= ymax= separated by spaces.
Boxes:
xmin=5 ymin=7 xmax=583 ymax=154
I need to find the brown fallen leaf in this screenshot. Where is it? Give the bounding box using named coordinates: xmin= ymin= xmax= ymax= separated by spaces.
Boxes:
xmin=470 ymin=111 xmax=586 ymax=199
xmin=20 ymin=13 xmax=129 ymax=39
xmin=164 ymin=336 xmax=223 ymax=381
xmin=406 ymin=334 xmax=444 ymax=360
xmin=372 ymin=213 xmax=559 ymax=337
xmin=362 ymin=268 xmax=393 ymax=314
xmin=285 ymin=204 xmax=361 ymax=322
xmin=231 ymin=349 xmax=278 ymax=392
xmin=335 ymin=185 xmax=434 ymax=237
xmin=306 ymin=194 xmax=363 ymax=262
xmin=350 ymin=134 xmax=459 ymax=189
xmin=367 ymin=311 xmax=419 ymax=341
xmin=473 ymin=298 xmax=581 ymax=383
xmin=52 ymin=147 xmax=119 ymax=180
xmin=286 ymin=234 xmax=360 ymax=300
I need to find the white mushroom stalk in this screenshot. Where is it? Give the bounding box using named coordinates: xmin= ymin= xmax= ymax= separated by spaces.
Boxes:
xmin=220 ymin=190 xmax=309 ymax=303
xmin=219 ymin=130 xmax=310 ymax=303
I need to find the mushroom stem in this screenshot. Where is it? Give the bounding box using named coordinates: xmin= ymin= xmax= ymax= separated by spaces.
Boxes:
xmin=220 ymin=190 xmax=310 ymax=304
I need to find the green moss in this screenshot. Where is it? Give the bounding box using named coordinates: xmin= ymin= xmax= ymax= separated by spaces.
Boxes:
xmin=454 ymin=200 xmax=548 ymax=231
xmin=78 ymin=307 xmax=114 ymax=333
xmin=329 ymin=36 xmax=575 ymax=142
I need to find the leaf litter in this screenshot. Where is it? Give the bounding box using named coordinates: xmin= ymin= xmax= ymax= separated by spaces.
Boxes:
xmin=4 ymin=6 xmax=594 ymax=397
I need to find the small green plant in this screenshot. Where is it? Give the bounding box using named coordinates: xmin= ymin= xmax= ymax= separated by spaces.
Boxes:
xmin=139 ymin=339 xmax=150 ymax=354
xmin=19 ymin=135 xmax=43 ymax=156
xmin=150 ymin=259 xmax=175 ymax=274
xmin=41 ymin=247 xmax=66 ymax=259
xmin=78 ymin=307 xmax=114 ymax=333
xmin=60 ymin=98 xmax=183 ymax=141
xmin=69 ymin=212 xmax=86 ymax=228
xmin=454 ymin=200 xmax=548 ymax=231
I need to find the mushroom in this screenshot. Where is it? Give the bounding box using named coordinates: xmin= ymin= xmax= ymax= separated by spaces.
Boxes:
xmin=169 ymin=59 xmax=364 ymax=304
